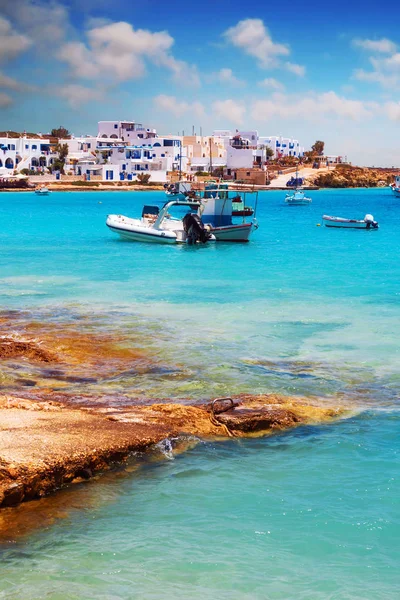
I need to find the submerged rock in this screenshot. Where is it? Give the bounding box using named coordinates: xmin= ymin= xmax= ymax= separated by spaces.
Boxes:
xmin=0 ymin=393 xmax=343 ymax=511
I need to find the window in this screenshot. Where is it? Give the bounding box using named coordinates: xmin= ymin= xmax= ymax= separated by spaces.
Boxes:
xmin=106 ymin=170 xmax=114 ymax=180
xmin=163 ymin=140 xmax=173 ymax=146
xmin=32 ymin=145 xmax=37 ymax=150
xmin=25 ymin=144 xmax=29 ymax=149
xmin=114 ymin=124 xmax=118 ymax=129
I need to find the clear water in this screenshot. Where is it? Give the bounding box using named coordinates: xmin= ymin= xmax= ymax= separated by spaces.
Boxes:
xmin=0 ymin=188 xmax=399 ymax=598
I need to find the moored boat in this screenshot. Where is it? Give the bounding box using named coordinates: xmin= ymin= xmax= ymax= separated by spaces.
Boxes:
xmin=164 ymin=181 xmax=193 ymax=200
xmin=35 ymin=185 xmax=51 ymax=196
xmin=106 ymin=200 xmax=215 ymax=244
xmin=285 ymin=189 xmax=312 ymax=205
xmin=390 ymin=176 xmax=400 ymax=195
xmin=322 ymin=214 xmax=379 ymax=229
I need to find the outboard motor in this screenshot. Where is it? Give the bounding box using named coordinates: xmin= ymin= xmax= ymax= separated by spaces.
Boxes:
xmin=364 ymin=214 xmax=379 ymax=229
xmin=182 ymin=213 xmax=213 ymax=244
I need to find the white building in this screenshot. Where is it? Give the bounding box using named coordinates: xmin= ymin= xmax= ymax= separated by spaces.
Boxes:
xmin=212 ymin=130 xmax=304 ymax=171
xmin=0 ymin=135 xmax=57 ymax=176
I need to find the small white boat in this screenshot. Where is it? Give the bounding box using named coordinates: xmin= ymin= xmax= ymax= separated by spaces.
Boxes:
xmin=164 ymin=181 xmax=193 ymax=200
xmin=106 ymin=200 xmax=215 ymax=244
xmin=285 ymin=189 xmax=312 ymax=205
xmin=390 ymin=176 xmax=400 ymax=195
xmin=322 ymin=214 xmax=379 ymax=229
xmin=35 ymin=186 xmax=51 ymax=196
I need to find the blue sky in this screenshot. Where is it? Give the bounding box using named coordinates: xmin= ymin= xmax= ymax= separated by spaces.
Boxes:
xmin=1 ymin=0 xmax=400 ymax=165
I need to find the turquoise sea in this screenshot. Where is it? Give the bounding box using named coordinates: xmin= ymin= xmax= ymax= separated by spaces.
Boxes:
xmin=0 ymin=188 xmax=399 ymax=598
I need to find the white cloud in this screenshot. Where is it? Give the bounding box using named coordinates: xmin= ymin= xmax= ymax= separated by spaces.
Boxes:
xmin=56 ymin=84 xmax=103 ymax=108
xmin=384 ymin=101 xmax=400 ymax=121
xmin=354 ymin=68 xmax=398 ymax=88
xmin=0 ymin=91 xmax=12 ymax=107
xmin=285 ymin=62 xmax=306 ymax=77
xmin=207 ymin=68 xmax=245 ymax=86
xmin=154 ymin=94 xmax=204 ymax=118
xmin=0 ymin=0 xmax=68 ymax=46
xmin=354 ymin=51 xmax=400 ymax=88
xmin=57 ymin=20 xmax=199 ymax=86
xmin=353 ymin=38 xmax=397 ymax=54
xmin=258 ymin=77 xmax=285 ymax=90
xmin=0 ymin=72 xmax=32 ymax=91
xmin=224 ymin=18 xmax=289 ymax=68
xmin=0 ymin=16 xmax=31 ymax=62
xmin=212 ymin=99 xmax=246 ymax=125
xmin=252 ymin=91 xmax=372 ymax=121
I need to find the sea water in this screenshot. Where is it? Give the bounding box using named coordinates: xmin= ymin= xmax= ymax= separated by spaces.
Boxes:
xmin=0 ymin=188 xmax=399 ymax=598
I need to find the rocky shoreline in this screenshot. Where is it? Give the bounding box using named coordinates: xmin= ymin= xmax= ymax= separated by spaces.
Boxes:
xmin=307 ymin=165 xmax=396 ymax=188
xmin=0 ymin=393 xmax=342 ymax=510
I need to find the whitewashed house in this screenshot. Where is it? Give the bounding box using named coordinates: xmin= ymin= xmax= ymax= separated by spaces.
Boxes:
xmin=0 ymin=135 xmax=56 ymax=176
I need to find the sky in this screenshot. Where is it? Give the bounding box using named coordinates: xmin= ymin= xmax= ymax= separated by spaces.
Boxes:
xmin=1 ymin=0 xmax=400 ymax=165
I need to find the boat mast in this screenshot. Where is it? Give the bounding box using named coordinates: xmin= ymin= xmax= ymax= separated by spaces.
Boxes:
xmin=179 ymin=139 xmax=182 ymax=180
xmin=209 ymin=137 xmax=213 ymax=176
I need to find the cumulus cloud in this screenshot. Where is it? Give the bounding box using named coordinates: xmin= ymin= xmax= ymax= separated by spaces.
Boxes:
xmin=223 ymin=18 xmax=289 ymax=68
xmin=353 ymin=38 xmax=397 ymax=54
xmin=56 ymin=84 xmax=103 ymax=108
xmin=57 ymin=21 xmax=200 ymax=86
xmin=258 ymin=77 xmax=285 ymax=90
xmin=212 ymin=99 xmax=246 ymax=125
xmin=154 ymin=94 xmax=204 ymax=118
xmin=252 ymin=91 xmax=372 ymax=121
xmin=0 ymin=16 xmax=31 ymax=62
xmin=285 ymin=62 xmax=306 ymax=77
xmin=207 ymin=68 xmax=245 ymax=86
xmin=0 ymin=0 xmax=68 ymax=46
xmin=0 ymin=91 xmax=12 ymax=107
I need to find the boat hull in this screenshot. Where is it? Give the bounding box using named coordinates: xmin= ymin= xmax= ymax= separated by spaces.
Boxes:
xmin=106 ymin=215 xmax=178 ymax=243
xmin=391 ymin=186 xmax=400 ymax=196
xmin=209 ymin=223 xmax=253 ymax=241
xmin=322 ymin=216 xmax=378 ymax=229
xmin=285 ymin=199 xmax=312 ymax=205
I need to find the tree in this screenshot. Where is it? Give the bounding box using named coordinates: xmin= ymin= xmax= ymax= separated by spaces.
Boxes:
xmin=51 ymin=126 xmax=70 ymax=138
xmin=101 ymin=150 xmax=110 ymax=163
xmin=265 ymin=146 xmax=274 ymax=159
xmin=52 ymin=142 xmax=69 ymax=174
xmin=311 ymin=140 xmax=325 ymax=156
xmin=137 ymin=173 xmax=151 ymax=184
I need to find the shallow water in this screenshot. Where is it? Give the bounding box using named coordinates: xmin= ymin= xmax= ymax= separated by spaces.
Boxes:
xmin=0 ymin=188 xmax=399 ymax=598
xmin=1 ymin=413 xmax=399 ymax=599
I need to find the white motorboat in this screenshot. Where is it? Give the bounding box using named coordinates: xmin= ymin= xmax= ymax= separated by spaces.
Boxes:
xmin=390 ymin=175 xmax=400 ymax=196
xmin=35 ymin=186 xmax=51 ymax=196
xmin=285 ymin=164 xmax=312 ymax=205
xmin=285 ymin=189 xmax=312 ymax=205
xmin=106 ymin=200 xmax=215 ymax=244
xmin=322 ymin=214 xmax=379 ymax=229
